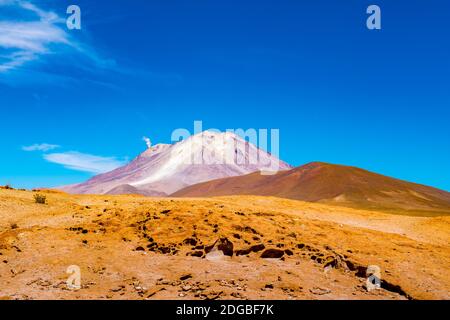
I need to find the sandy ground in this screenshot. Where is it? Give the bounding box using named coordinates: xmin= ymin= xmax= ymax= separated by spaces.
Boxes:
xmin=0 ymin=189 xmax=449 ymax=300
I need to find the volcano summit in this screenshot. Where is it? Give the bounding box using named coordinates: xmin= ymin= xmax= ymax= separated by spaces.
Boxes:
xmin=61 ymin=131 xmax=292 ymax=196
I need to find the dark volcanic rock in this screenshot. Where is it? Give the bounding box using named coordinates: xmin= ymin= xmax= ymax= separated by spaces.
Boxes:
xmin=235 ymin=244 xmax=266 ymax=256
xmin=260 ymin=249 xmax=284 ymax=259
xmin=188 ymin=251 xmax=204 ymax=258
xmin=183 ymin=238 xmax=198 ymax=246
xmin=284 ymin=249 xmax=294 ymax=256
xmin=206 ymin=237 xmax=234 ymax=257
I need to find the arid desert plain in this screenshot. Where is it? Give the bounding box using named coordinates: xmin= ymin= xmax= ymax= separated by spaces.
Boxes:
xmin=1 ymin=187 xmax=449 ymax=300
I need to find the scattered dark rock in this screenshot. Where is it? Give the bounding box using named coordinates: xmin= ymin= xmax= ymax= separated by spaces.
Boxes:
xmin=135 ymin=246 xmax=145 ymax=251
xmin=179 ymin=274 xmax=192 ymax=281
xmin=206 ymin=237 xmax=234 ymax=257
xmin=284 ymin=249 xmax=294 ymax=256
xmin=216 ymin=237 xmax=233 ymax=256
xmin=188 ymin=251 xmax=204 ymax=258
xmin=260 ymin=249 xmax=284 ymax=259
xmin=158 ymin=247 xmax=171 ymax=254
xmin=323 ymin=257 xmax=338 ymax=268
xmin=235 ymin=244 xmax=266 ymax=256
xmin=183 ymin=238 xmax=197 ymax=246
xmin=234 ymin=225 xmax=261 ymax=236
xmin=355 ymin=266 xmax=367 ymax=277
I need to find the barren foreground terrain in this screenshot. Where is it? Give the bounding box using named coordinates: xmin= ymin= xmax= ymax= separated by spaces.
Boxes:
xmin=0 ymin=188 xmax=449 ymax=300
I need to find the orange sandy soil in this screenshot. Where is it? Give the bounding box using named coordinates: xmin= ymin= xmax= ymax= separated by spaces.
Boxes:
xmin=0 ymin=189 xmax=449 ymax=300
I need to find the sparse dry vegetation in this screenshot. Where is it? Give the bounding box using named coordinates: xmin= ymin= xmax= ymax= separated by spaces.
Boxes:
xmin=33 ymin=193 xmax=46 ymax=204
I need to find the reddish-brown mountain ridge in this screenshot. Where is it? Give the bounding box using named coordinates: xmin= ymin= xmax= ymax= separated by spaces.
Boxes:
xmin=173 ymin=162 xmax=450 ymax=215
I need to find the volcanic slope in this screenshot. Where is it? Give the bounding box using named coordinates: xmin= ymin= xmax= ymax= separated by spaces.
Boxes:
xmin=173 ymin=162 xmax=450 ymax=216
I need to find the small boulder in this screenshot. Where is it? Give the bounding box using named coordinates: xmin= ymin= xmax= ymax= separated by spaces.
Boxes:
xmin=205 ymin=237 xmax=233 ymax=257
xmin=205 ymin=237 xmax=234 ymax=261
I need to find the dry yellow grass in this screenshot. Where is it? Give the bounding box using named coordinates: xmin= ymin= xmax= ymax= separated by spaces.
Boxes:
xmin=0 ymin=189 xmax=449 ymax=300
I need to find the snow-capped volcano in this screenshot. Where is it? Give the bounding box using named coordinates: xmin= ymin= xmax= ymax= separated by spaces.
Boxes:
xmin=60 ymin=131 xmax=292 ymax=196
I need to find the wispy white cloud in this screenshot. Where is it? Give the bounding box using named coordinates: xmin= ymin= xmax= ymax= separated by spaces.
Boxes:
xmin=22 ymin=143 xmax=60 ymax=152
xmin=0 ymin=0 xmax=70 ymax=72
xmin=0 ymin=1 xmax=181 ymax=87
xmin=43 ymin=151 xmax=126 ymax=174
xmin=17 ymin=0 xmax=62 ymax=23
xmin=0 ymin=0 xmax=117 ymax=77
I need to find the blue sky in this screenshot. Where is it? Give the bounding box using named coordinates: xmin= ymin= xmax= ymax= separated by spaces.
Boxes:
xmin=0 ymin=0 xmax=449 ymax=191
